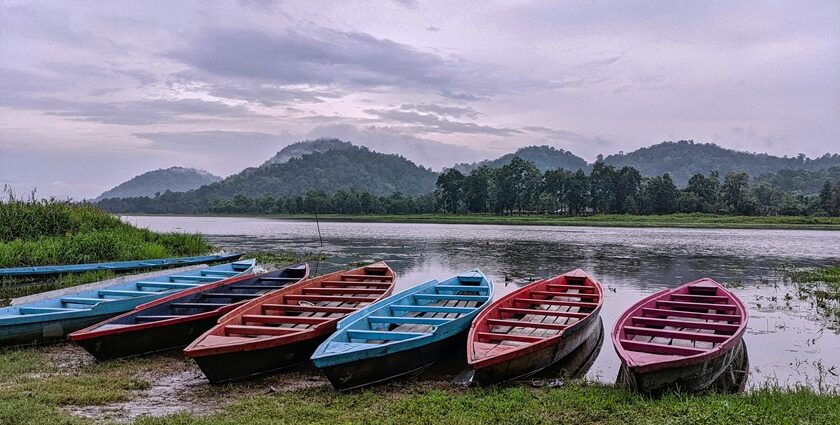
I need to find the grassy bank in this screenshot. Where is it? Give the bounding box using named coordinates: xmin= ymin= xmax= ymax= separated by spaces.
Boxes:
xmin=150 ymin=212 xmax=840 ymax=230
xmin=0 ymin=194 xmax=212 ymax=301
xmin=786 ymin=266 xmax=840 ymax=328
xmin=1 ymin=345 xmax=838 ymax=425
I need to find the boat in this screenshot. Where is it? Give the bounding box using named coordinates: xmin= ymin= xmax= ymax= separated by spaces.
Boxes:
xmin=312 ymin=270 xmax=493 ymax=390
xmin=612 ymin=277 xmax=749 ymax=394
xmin=466 ymin=269 xmax=603 ymax=385
xmin=69 ymin=263 xmax=309 ymax=360
xmin=0 ymin=253 xmax=243 ymax=277
xmin=183 ymin=262 xmax=396 ymax=384
xmin=0 ymin=259 xmax=255 ymax=346
xmin=525 ymin=317 xmax=604 ymax=386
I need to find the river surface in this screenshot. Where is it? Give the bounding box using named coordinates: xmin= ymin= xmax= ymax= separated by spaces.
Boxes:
xmin=124 ymin=215 xmax=840 ymax=391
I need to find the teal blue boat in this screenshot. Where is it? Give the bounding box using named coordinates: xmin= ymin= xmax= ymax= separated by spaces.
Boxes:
xmin=0 ymin=253 xmax=242 ymax=277
xmin=311 ymin=270 xmax=493 ymax=390
xmin=0 ymin=259 xmax=255 ymax=346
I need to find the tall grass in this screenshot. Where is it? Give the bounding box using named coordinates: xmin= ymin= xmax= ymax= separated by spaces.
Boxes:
xmin=0 ymin=187 xmax=212 ymax=268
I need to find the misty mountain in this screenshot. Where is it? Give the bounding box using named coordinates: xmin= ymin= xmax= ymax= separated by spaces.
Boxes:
xmin=96 ymin=167 xmax=221 ymax=201
xmin=262 ymin=138 xmax=352 ymax=167
xmin=452 ymin=145 xmax=589 ymax=174
xmin=602 ymin=140 xmax=840 ymax=186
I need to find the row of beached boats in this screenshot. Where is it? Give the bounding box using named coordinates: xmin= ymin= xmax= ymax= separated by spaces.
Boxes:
xmin=0 ymin=257 xmax=749 ymax=394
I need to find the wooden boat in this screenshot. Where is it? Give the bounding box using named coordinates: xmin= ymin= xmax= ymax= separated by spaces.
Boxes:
xmin=0 ymin=253 xmax=242 ymax=277
xmin=69 ymin=263 xmax=309 ymax=360
xmin=183 ymin=262 xmax=396 ymax=384
xmin=0 ymin=260 xmax=255 ymax=346
xmin=466 ymin=269 xmax=603 ymax=385
xmin=524 ymin=317 xmax=604 ymax=386
xmin=312 ymin=270 xmax=493 ymax=390
xmin=612 ymin=278 xmax=749 ymax=394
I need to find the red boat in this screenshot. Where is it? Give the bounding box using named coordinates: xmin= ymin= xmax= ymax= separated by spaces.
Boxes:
xmin=612 ymin=278 xmax=749 ymax=394
xmin=68 ymin=264 xmax=309 ymax=360
xmin=466 ymin=269 xmax=603 ymax=385
xmin=184 ymin=262 xmax=396 ymax=383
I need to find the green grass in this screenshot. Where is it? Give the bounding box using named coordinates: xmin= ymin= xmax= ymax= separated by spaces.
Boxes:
xmin=138 ymin=384 xmax=839 ymax=425
xmin=242 ymin=251 xmax=327 ymax=269
xmin=0 ymin=345 xmax=838 ymax=424
xmin=199 ymin=213 xmax=840 ymax=230
xmin=0 ymin=193 xmax=212 ymax=268
xmin=785 ymin=266 xmax=840 ymax=327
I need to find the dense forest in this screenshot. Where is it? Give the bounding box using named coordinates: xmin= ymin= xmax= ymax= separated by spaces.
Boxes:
xmin=99 ymin=156 xmax=840 ymax=217
xmin=602 ymin=140 xmax=840 ymax=186
xmin=96 ymin=167 xmax=220 ymax=201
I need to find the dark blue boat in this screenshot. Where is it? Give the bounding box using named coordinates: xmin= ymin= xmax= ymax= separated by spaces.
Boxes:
xmin=0 ymin=253 xmax=242 ymax=277
xmin=311 ymin=270 xmax=493 ymax=390
xmin=0 ymin=259 xmax=255 ymax=346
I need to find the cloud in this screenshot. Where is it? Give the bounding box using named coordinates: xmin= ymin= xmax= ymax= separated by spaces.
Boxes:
xmin=44 ymin=98 xmax=258 ymax=125
xmin=170 ymin=27 xmax=477 ymax=93
xmin=438 ymin=90 xmax=489 ymax=102
xmin=426 ymin=26 xmax=441 ymax=32
xmin=524 ymin=126 xmax=613 ymax=148
xmin=399 ymin=103 xmax=479 ymax=119
xmin=364 ymin=107 xmax=520 ymax=136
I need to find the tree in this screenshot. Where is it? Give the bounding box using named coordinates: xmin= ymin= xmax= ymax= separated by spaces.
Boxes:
xmin=589 ymin=162 xmax=616 ymax=213
xmin=640 ymin=173 xmax=679 ymax=214
xmin=566 ymin=169 xmax=589 ymax=214
xmin=543 ymin=169 xmax=573 ymax=213
xmin=435 ymin=169 xmax=465 ymax=213
xmin=614 ymin=166 xmax=642 ymax=213
xmin=820 ymin=181 xmax=833 ymax=213
xmin=722 ymin=171 xmax=756 ymax=215
xmin=463 ymin=166 xmax=493 ymax=213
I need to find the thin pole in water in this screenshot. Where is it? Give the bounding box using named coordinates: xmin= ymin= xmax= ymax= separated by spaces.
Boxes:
xmin=313 ymin=203 xmax=323 ymax=275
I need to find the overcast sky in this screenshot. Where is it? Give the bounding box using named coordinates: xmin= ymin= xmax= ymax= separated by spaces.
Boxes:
xmin=1 ymin=1 xmax=838 ymax=199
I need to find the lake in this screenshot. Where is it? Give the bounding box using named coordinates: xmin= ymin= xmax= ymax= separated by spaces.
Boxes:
xmin=124 ymin=215 xmax=840 ymax=391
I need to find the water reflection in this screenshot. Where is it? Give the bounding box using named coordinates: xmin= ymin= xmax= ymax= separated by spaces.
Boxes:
xmin=124 ymin=216 xmax=840 ymax=391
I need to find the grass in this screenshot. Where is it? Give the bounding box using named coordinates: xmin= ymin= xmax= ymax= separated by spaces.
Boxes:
xmin=0 ymin=344 xmax=837 ymax=424
xmin=785 ymin=266 xmax=840 ymax=328
xmin=0 ymin=190 xmax=212 ymax=268
xmin=242 ymin=251 xmax=327 ymax=269
xmin=193 ymin=212 xmax=840 ymax=230
xmin=0 ymin=191 xmax=214 ymax=303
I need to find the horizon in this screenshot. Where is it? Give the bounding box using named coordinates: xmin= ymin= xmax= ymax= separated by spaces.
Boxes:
xmin=2 ymin=1 xmax=839 ymax=199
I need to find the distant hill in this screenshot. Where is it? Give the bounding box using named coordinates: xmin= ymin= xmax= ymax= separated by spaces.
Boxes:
xmin=262 ymin=138 xmax=352 ymax=167
xmin=753 ymin=166 xmax=840 ymax=194
xmin=96 ymin=167 xmax=221 ymax=200
xmin=603 ymin=140 xmax=840 ymax=186
xmin=97 ymin=143 xmax=439 ymax=213
xmin=453 ymin=145 xmax=589 ymax=174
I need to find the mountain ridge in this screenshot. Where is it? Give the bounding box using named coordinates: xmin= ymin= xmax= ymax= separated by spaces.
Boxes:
xmin=96 ymin=167 xmax=221 ymax=201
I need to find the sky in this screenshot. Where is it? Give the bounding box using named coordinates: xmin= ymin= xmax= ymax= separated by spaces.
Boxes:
xmin=1 ymin=0 xmax=839 ymax=199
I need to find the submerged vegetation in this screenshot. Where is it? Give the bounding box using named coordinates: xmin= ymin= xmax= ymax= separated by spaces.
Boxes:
xmin=785 ymin=266 xmax=840 ymax=328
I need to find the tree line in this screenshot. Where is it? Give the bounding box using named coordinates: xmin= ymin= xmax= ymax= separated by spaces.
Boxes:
xmin=97 ymin=157 xmax=840 ymax=217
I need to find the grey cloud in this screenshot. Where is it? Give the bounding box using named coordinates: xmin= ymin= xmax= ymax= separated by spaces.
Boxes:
xmin=170 ymin=27 xmax=485 ymax=94
xmin=524 ymin=126 xmax=612 ymax=147
xmin=426 ymin=26 xmax=441 ymax=32
xmin=364 ymin=108 xmax=520 ymax=137
xmin=44 ymin=99 xmax=257 ymax=125
xmin=400 ymin=103 xmax=479 ymax=119
xmin=206 ymin=83 xmax=339 ymax=107
xmin=438 ymin=90 xmax=488 ymax=102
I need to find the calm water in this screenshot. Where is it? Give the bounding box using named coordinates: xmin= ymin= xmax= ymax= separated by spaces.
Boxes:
xmin=124 ymin=215 xmax=840 ymax=391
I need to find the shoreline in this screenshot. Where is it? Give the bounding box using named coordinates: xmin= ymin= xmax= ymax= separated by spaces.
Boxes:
xmin=121 ymin=213 xmax=840 ymax=230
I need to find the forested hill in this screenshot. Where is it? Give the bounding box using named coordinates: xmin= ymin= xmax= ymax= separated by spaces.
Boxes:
xmin=453 ymin=145 xmax=589 ymax=174
xmin=753 ymin=166 xmax=840 ymax=195
xmin=603 ymin=140 xmax=840 ymax=186
xmin=262 ymin=138 xmax=352 ymax=167
xmin=97 ymin=145 xmax=438 ymax=213
xmin=96 ymin=167 xmax=221 ymax=201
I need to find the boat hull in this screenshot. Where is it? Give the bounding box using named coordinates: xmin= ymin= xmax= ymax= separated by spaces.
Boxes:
xmin=191 ymin=337 xmax=325 ymax=384
xmin=74 ymin=315 xmax=220 ymax=361
xmin=0 ymin=314 xmax=117 ymax=347
xmin=321 ymin=331 xmax=467 ymax=391
xmin=617 ymin=338 xmax=746 ymax=395
xmin=472 ymin=313 xmax=600 ymax=385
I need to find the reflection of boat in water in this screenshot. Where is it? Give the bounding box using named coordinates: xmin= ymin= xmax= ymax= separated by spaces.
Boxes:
xmin=528 ymin=317 xmax=604 ymax=384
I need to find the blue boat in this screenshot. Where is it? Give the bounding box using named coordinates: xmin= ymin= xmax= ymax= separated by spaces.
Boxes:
xmin=0 ymin=259 xmax=255 ymax=346
xmin=0 ymin=253 xmax=243 ymax=277
xmin=311 ymin=270 xmax=493 ymax=390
